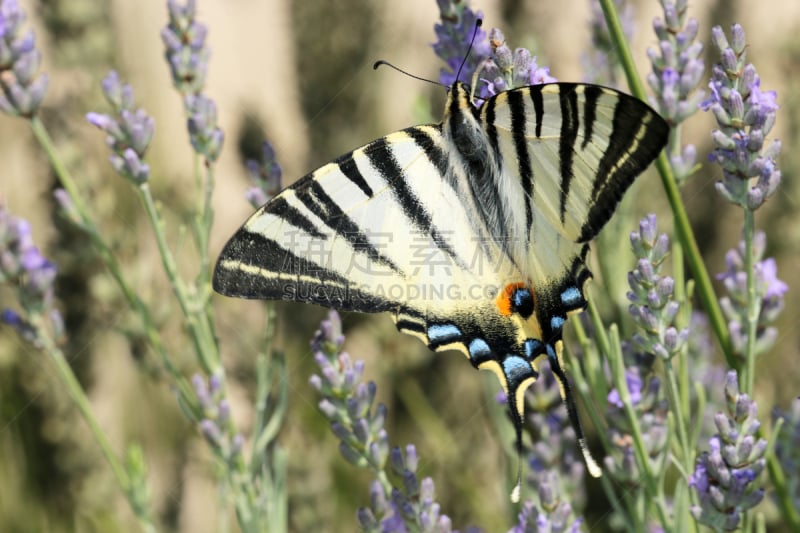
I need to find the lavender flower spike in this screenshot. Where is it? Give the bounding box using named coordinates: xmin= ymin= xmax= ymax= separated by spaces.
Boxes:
xmin=690 ymin=370 xmax=766 ymax=531
xmin=508 ymin=471 xmax=582 ymax=533
xmin=309 ymin=310 xmax=390 ymax=472
xmin=311 ymin=311 xmax=459 ymax=532
xmin=716 ymin=231 xmax=787 ymax=358
xmin=86 ymin=71 xmax=155 ymax=184
xmin=185 ymin=93 xmax=224 ymax=162
xmin=244 ymin=141 xmax=283 ymax=209
xmin=479 ymin=28 xmax=556 ymax=99
xmin=0 ymin=0 xmax=49 ymax=116
xmin=162 ymin=0 xmax=210 ymax=94
xmin=702 ymin=24 xmax=781 ymax=210
xmin=432 ymin=0 xmax=490 ymax=87
xmin=191 ymin=373 xmax=244 ymax=463
xmin=647 ymin=0 xmax=705 ymax=126
xmin=0 ymin=202 xmax=63 ymax=346
xmin=627 ymin=214 xmax=688 ymax=360
xmin=646 ymin=0 xmax=704 ymax=183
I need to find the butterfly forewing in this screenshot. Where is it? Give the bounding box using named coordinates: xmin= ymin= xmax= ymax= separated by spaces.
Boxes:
xmin=214 ymin=125 xmax=518 ymax=318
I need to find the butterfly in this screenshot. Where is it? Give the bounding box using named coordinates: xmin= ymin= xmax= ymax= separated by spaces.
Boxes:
xmin=213 ymin=78 xmax=669 ymax=498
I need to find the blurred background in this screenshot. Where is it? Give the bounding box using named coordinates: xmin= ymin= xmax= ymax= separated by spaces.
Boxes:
xmin=1 ymin=0 xmax=798 ymax=531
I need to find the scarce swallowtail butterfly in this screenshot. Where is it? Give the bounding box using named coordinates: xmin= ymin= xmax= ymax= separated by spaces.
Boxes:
xmin=214 ymin=76 xmax=669 ymax=496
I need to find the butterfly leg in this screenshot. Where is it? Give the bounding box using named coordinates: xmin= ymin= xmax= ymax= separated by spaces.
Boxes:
xmin=546 ymin=340 xmax=602 ymax=478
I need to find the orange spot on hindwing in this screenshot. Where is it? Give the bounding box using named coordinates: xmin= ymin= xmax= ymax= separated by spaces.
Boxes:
xmin=496 ymin=282 xmax=535 ymax=317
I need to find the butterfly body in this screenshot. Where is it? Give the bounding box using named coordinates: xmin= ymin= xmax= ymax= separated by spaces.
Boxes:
xmin=214 ymin=81 xmax=669 ymax=484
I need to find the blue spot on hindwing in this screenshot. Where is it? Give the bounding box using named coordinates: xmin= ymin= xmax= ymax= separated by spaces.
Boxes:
xmin=468 ymin=338 xmax=492 ymax=364
xmin=560 ymin=286 xmax=582 ymax=307
xmin=427 ymin=323 xmax=462 ymax=344
xmin=502 ymin=355 xmax=533 ymax=386
xmin=524 ymin=339 xmax=543 ymax=359
xmin=550 ymin=316 xmax=565 ymax=332
xmin=546 ymin=344 xmax=557 ymax=360
xmin=511 ymin=287 xmax=534 ymax=318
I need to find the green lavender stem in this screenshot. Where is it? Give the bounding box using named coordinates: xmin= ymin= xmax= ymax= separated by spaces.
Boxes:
xmin=28 ymin=116 xmax=194 ymax=402
xmin=606 ymin=325 xmax=672 ymax=527
xmin=27 ymin=312 xmax=158 ymax=533
xmin=742 ymin=208 xmax=758 ymax=394
xmin=136 ymin=182 xmax=220 ymax=373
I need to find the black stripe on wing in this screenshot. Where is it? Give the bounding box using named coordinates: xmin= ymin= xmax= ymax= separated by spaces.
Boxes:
xmin=336 ymin=153 xmax=375 ymax=198
xmin=406 ymin=126 xmax=449 ymax=184
xmin=365 ymin=135 xmax=469 ymax=270
xmin=508 ymin=90 xmax=534 ymax=237
xmin=580 ymin=85 xmax=602 ymax=149
xmin=558 ymin=84 xmax=580 ymax=225
xmin=529 ymin=87 xmax=545 ymax=138
xmin=267 ymin=197 xmax=326 ymax=239
xmin=578 ymin=95 xmax=669 ymax=242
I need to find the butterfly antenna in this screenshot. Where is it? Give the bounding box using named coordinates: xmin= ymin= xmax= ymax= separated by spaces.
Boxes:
xmin=372 ymin=60 xmax=443 ymax=89
xmin=454 ymin=18 xmax=483 ymax=85
xmin=548 ymin=345 xmax=602 ymax=478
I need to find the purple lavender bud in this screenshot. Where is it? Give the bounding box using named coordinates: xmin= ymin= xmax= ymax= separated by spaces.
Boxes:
xmin=488 ymin=29 xmax=512 ymax=70
xmin=53 ymin=188 xmax=81 ymax=226
xmin=404 ymin=444 xmax=418 ymax=472
xmin=730 ymin=24 xmax=746 ymax=54
xmin=244 ymin=188 xmax=269 ymax=209
xmin=389 ymin=446 xmax=404 ymax=474
xmin=339 ymin=441 xmax=366 ymax=467
xmin=352 ymin=417 xmax=370 ymax=443
xmin=120 ymin=109 xmax=155 ymax=155
xmin=367 ymin=439 xmax=386 ymax=469
xmin=368 ymin=479 xmax=388 ymax=515
xmin=308 ymin=374 xmax=322 ymax=392
xmin=369 ymin=403 xmax=387 ymax=434
xmin=357 ymin=507 xmax=378 ymax=530
xmin=1 ymin=307 xmax=20 ymax=325
xmin=331 ymin=421 xmax=352 ymax=444
xmin=200 ymin=419 xmax=221 ymax=446
xmin=217 ymin=399 xmax=230 ymax=424
xmin=401 ymin=469 xmax=419 ymax=498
